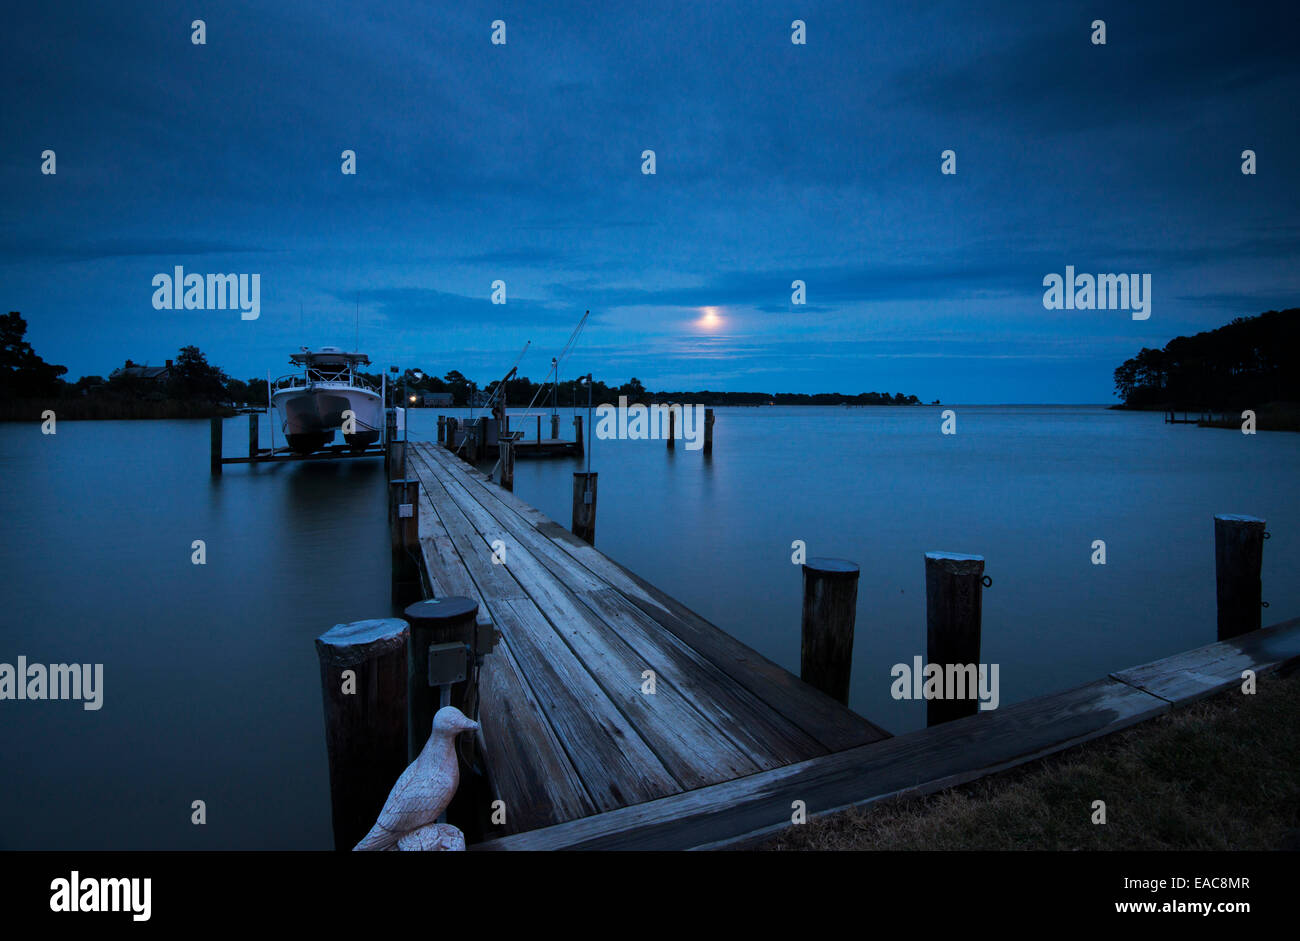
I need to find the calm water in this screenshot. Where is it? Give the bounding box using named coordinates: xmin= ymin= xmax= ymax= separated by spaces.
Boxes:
xmin=2 ymin=406 xmax=1297 ymax=849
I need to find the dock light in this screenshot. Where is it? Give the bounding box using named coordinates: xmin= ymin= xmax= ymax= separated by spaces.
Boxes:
xmin=409 ymin=395 xmax=417 ymax=403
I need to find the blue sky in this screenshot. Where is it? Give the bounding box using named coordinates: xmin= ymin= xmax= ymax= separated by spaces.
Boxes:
xmin=2 ymin=0 xmax=1297 ymax=401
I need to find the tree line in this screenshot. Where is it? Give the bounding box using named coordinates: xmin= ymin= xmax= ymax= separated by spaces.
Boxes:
xmin=1 ymin=310 xmax=929 ymax=420
xmin=1113 ymin=308 xmax=1298 ymax=409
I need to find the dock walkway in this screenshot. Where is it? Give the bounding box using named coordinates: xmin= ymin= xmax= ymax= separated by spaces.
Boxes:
xmin=405 ymin=442 xmax=890 ymax=836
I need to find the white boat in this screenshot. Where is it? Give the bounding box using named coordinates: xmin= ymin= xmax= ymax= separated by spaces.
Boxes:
xmin=271 ymin=347 xmax=383 ymax=454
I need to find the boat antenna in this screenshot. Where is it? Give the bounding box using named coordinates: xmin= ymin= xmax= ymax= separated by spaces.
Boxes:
xmin=354 ymin=290 xmax=360 ymax=352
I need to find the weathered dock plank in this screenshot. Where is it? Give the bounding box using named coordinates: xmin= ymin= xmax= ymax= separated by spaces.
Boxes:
xmin=429 ymin=454 xmax=832 ymax=767
xmin=406 ymin=442 xmax=891 ymax=837
xmin=423 ymin=443 xmax=889 ymax=752
xmin=1111 ymin=616 xmax=1300 ymax=704
xmin=413 ymin=472 xmax=594 ymax=832
xmin=475 ymin=677 xmax=1171 ymax=851
xmin=477 ymin=616 xmax=1300 ymax=850
xmin=409 ymin=448 xmax=680 ymax=814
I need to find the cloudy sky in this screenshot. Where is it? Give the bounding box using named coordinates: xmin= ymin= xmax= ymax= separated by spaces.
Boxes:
xmin=2 ymin=0 xmax=1297 ymax=401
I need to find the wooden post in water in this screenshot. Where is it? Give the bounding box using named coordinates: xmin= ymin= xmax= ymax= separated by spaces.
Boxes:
xmin=388 ymin=437 xmax=406 ymax=479
xmin=573 ymin=415 xmax=584 ymax=456
xmin=248 ymin=412 xmax=259 ymax=459
xmin=1215 ymin=514 xmax=1267 ymax=641
xmin=445 ymin=417 xmax=457 ymax=451
xmin=572 ymin=472 xmax=598 ymax=544
xmin=925 ymin=552 xmax=985 ymax=727
xmin=500 ymin=434 xmax=515 ymax=492
xmin=536 ymin=414 xmax=542 ymax=443
xmin=315 ymin=618 xmax=409 ymax=851
xmin=437 ymin=415 xmax=446 ymax=444
xmin=384 ymin=410 xmax=397 ymax=471
xmin=667 ymin=406 xmax=676 ymax=450
xmin=210 ymin=417 xmax=222 ymax=476
xmin=551 ymin=413 xmax=560 ymax=440
xmin=799 ymin=558 xmax=860 ymax=705
xmin=390 ymin=478 xmax=421 ymax=606
xmin=465 ymin=421 xmax=480 ymax=463
xmin=401 ymin=597 xmax=480 ymax=761
xmin=703 ymin=408 xmax=715 ymax=455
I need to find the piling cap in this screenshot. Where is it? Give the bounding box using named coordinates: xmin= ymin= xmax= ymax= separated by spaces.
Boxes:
xmin=315 ymin=618 xmax=409 ymax=667
xmin=925 ymin=552 xmax=985 ymax=576
xmin=1214 ymin=514 xmax=1265 ymax=524
xmin=803 ymin=557 xmax=860 ymax=578
xmin=403 ymin=596 xmax=479 ymax=624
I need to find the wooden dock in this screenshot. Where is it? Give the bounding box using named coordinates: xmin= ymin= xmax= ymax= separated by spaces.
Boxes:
xmin=404 ymin=442 xmax=890 ymax=837
xmin=387 ymin=442 xmax=1300 ymax=851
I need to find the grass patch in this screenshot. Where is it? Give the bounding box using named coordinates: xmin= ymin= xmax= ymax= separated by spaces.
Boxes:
xmin=765 ymin=669 xmax=1300 ymax=850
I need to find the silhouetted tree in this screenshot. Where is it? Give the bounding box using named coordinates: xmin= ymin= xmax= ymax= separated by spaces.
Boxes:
xmin=0 ymin=312 xmax=68 ymax=400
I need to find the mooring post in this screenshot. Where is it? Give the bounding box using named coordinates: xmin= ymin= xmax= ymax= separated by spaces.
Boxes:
xmin=248 ymin=411 xmax=259 ymax=459
xmin=704 ymin=408 xmax=715 ymax=455
xmin=536 ymin=414 xmax=542 ymax=443
xmin=315 ymin=618 xmax=409 ymax=851
xmin=387 ymin=434 xmax=406 ymax=479
xmin=667 ymin=406 xmax=676 ymax=450
xmin=465 ymin=421 xmax=480 ymax=463
xmin=210 ymin=416 xmax=223 ymax=476
xmin=389 ymin=478 xmax=421 ymax=606
xmin=500 ymin=434 xmax=515 ymax=492
xmin=437 ymin=415 xmax=446 ymax=444
xmin=573 ymin=415 xmax=584 ymax=456
xmin=551 ymin=413 xmax=560 ymax=441
xmin=1215 ymin=514 xmax=1267 ymax=641
xmin=401 ymin=597 xmax=480 ymax=761
xmin=445 ymin=417 xmax=457 ymax=451
xmin=925 ymin=552 xmax=985 ymax=727
xmin=800 ymin=558 xmax=860 ymax=705
xmin=384 ymin=410 xmax=397 ymax=471
xmin=572 ymin=472 xmax=598 ymax=544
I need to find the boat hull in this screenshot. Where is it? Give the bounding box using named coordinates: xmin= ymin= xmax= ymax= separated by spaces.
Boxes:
xmin=272 ymin=385 xmax=383 ymax=454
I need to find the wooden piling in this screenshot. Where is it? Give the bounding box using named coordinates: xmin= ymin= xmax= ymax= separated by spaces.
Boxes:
xmin=388 ymin=437 xmax=406 ymax=479
xmin=210 ymin=417 xmax=222 ymax=476
xmin=445 ymin=417 xmax=458 ymax=451
xmin=551 ymin=413 xmax=560 ymax=440
xmin=248 ymin=412 xmax=259 ymax=458
xmin=401 ymin=597 xmax=480 ymax=761
xmin=390 ymin=478 xmax=421 ymax=606
xmin=799 ymin=558 xmax=860 ymax=705
xmin=536 ymin=414 xmax=542 ymax=443
xmin=574 ymin=415 xmax=584 ymax=456
xmin=315 ymin=618 xmax=409 ymax=851
xmin=384 ymin=410 xmax=397 ymax=471
xmin=572 ymin=472 xmax=598 ymax=544
xmin=704 ymin=408 xmax=715 ymax=455
xmin=437 ymin=415 xmax=446 ymax=444
xmin=500 ymin=434 xmax=515 ymax=492
xmin=667 ymin=407 xmax=676 ymax=450
xmin=925 ymin=552 xmax=985 ymax=727
xmin=1215 ymin=514 xmax=1267 ymax=641
xmin=466 ymin=421 xmax=480 ymax=463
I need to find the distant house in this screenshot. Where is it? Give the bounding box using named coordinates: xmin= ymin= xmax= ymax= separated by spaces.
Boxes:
xmin=110 ymin=359 xmax=173 ymax=381
xmin=423 ymin=392 xmax=453 ymax=407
